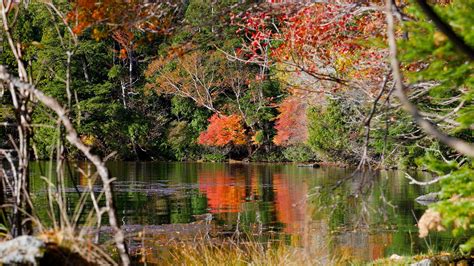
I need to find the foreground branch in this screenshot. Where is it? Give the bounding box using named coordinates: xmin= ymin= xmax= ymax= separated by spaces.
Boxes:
xmin=0 ymin=66 xmax=130 ymax=265
xmin=415 ymin=0 xmax=474 ymax=60
xmin=385 ymin=1 xmax=474 ymax=158
xmin=405 ymin=173 xmax=448 ymax=186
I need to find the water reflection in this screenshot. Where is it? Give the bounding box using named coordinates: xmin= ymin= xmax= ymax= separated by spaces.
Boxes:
xmin=30 ymin=162 xmax=454 ymax=263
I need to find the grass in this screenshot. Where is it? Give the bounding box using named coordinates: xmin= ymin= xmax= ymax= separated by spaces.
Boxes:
xmin=136 ymin=238 xmax=340 ymax=266
xmin=133 ymin=233 xmax=473 ymax=266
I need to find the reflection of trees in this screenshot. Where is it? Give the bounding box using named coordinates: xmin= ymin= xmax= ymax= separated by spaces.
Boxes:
xmin=309 ymin=170 xmax=397 ymax=262
xmin=29 ymin=162 xmax=452 ymax=262
xmin=310 ymin=168 xmax=446 ymax=261
xmin=198 ymin=168 xmax=246 ymax=213
xmin=273 ymin=173 xmax=308 ymax=234
xmin=321 ymin=171 xmax=395 ymax=230
xmin=197 ymin=164 xmax=281 ymax=235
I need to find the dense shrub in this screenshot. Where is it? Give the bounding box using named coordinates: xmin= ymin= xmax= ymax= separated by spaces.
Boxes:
xmin=167 ymin=121 xmax=201 ymax=161
xmin=282 ymin=145 xmax=318 ymax=162
xmin=307 ymin=98 xmax=359 ymax=163
xmin=250 ymin=148 xmax=285 ymax=162
xmin=201 ymin=153 xmax=227 ymax=162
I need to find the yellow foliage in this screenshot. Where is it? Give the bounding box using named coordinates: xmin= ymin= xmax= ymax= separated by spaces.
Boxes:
xmin=433 ymin=31 xmax=448 ymax=46
xmin=80 ymin=135 xmax=96 ymax=146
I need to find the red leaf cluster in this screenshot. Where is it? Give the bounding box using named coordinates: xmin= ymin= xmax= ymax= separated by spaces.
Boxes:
xmin=198 ymin=114 xmax=247 ymax=147
xmin=235 ymin=2 xmax=387 ymax=88
xmin=273 ymin=3 xmax=386 ymax=78
xmin=273 ymin=97 xmax=308 ymax=146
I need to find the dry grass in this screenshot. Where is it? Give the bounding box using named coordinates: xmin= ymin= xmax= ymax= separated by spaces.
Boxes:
xmin=37 ymin=229 xmax=116 ymax=265
xmin=139 ymin=238 xmax=339 ymax=266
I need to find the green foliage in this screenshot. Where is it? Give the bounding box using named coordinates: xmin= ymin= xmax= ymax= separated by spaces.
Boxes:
xmin=201 ymin=153 xmax=227 ymax=162
xmin=250 ymin=149 xmax=285 ymax=162
xmin=240 ymin=79 xmax=281 ymax=130
xmin=166 ymin=96 xmax=210 ymax=160
xmin=128 ymin=123 xmax=148 ymax=144
xmin=424 ymin=159 xmax=474 ymax=252
xmin=307 ymin=98 xmax=357 ymax=163
xmin=107 ymin=65 xmax=122 ymax=79
xmin=253 ymin=130 xmax=264 ymax=145
xmin=31 ymin=107 xmax=58 ymax=159
xmin=398 ymin=0 xmax=474 ymax=251
xmin=167 ymin=121 xmax=200 ymax=161
xmin=171 ymin=96 xmax=210 ymax=134
xmin=282 ymin=145 xmax=318 ymax=162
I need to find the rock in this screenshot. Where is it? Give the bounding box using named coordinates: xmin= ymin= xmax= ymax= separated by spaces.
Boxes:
xmin=297 ymin=163 xmax=320 ymax=168
xmin=410 ymin=258 xmax=433 ymax=266
xmin=415 ymin=192 xmax=440 ymax=205
xmin=390 ymin=254 xmax=403 ymax=260
xmin=0 ymin=236 xmax=45 ymax=264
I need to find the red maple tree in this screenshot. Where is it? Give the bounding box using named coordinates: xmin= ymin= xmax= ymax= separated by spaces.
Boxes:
xmin=273 ymin=97 xmax=308 ymax=146
xmin=198 ymin=114 xmax=248 ymax=147
xmin=234 ymin=2 xmax=387 ymax=95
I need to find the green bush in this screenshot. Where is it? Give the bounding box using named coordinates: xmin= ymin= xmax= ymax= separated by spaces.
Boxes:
xmin=167 ymin=120 xmax=201 ymax=161
xmin=398 ymin=0 xmax=474 ymax=252
xmin=250 ymin=149 xmax=285 ymax=162
xmin=282 ymin=145 xmax=318 ymax=162
xmin=307 ymin=98 xmax=358 ymax=163
xmin=419 ymin=156 xmax=474 ymax=252
xmin=201 ymin=153 xmax=227 ymax=162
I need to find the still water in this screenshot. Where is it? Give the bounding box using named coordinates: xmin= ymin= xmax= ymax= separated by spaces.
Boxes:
xmin=30 ymin=162 xmax=456 ymax=263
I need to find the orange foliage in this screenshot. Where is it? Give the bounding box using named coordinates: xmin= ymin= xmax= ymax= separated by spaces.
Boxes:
xmin=273 ymin=173 xmax=308 ymax=234
xmin=237 ymin=2 xmax=387 ymax=94
xmin=198 ymin=114 xmax=247 ymax=147
xmin=273 ymin=97 xmax=308 ymax=146
xmin=67 ymin=0 xmax=176 ymax=61
xmin=198 ymin=170 xmax=246 ymax=213
xmin=112 ymin=30 xmax=135 ymax=58
xmin=271 ymin=3 xmax=387 ymax=84
xmin=145 ymin=50 xmax=226 ymax=112
xmin=67 ymin=0 xmax=175 ymax=36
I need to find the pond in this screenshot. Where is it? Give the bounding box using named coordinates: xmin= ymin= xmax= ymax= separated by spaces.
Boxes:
xmin=30 ymin=162 xmax=457 ymax=264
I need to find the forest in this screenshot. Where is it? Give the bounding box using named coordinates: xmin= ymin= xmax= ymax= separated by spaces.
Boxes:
xmin=0 ymin=0 xmax=473 ymax=265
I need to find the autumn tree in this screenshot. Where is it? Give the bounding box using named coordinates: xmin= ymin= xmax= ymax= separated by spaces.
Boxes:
xmin=273 ymin=97 xmax=308 ymax=146
xmin=230 ymin=2 xmax=389 ymax=165
xmin=146 ymin=50 xmax=224 ymax=113
xmin=143 ymin=1 xmax=283 ymax=158
xmin=198 ymin=113 xmax=248 ymax=147
xmin=67 ymin=0 xmax=178 ymax=36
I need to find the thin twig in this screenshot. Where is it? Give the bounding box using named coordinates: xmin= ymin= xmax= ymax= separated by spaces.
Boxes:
xmin=405 ymin=173 xmax=448 ymax=186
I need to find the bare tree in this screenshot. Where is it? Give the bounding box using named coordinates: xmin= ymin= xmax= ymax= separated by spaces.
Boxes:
xmin=146 ymin=50 xmax=224 ymax=113
xmin=0 ymin=1 xmax=130 ymax=264
xmin=1 ymin=0 xmax=34 ymax=236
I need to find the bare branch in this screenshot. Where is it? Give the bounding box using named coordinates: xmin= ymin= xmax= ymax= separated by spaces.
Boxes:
xmin=0 ymin=66 xmax=130 ymax=265
xmin=405 ymin=172 xmax=448 ymax=186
